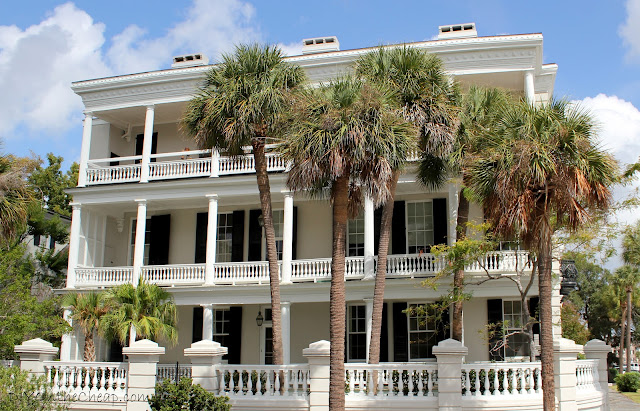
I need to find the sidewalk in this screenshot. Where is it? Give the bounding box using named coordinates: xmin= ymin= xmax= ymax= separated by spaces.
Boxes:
xmin=609 ymin=388 xmax=640 ymax=410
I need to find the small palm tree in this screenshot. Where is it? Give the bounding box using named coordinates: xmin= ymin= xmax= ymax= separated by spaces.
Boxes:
xmin=0 ymin=152 xmax=35 ymax=244
xmin=281 ymin=77 xmax=415 ymax=409
xmin=182 ymin=44 xmax=306 ymax=365
xmin=101 ymin=279 xmax=177 ymax=347
xmin=467 ymin=99 xmax=617 ymax=410
xmin=620 ymin=224 xmax=640 ymax=372
xmin=62 ymin=292 xmax=110 ymax=362
xmin=356 ymin=46 xmax=458 ymax=362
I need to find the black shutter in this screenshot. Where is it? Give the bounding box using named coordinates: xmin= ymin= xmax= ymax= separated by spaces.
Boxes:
xmin=248 ymin=209 xmax=262 ymax=261
xmin=231 ymin=210 xmax=245 ymax=262
xmin=135 ymin=134 xmax=144 ymax=156
xmin=374 ymin=207 xmax=383 ymax=255
xmin=433 ymin=198 xmax=447 ymax=245
xmin=195 ymin=213 xmax=208 ymax=263
xmin=149 ymin=214 xmax=170 ymax=265
xmin=487 ymin=299 xmax=504 ymax=361
xmin=391 ymin=201 xmax=406 ymax=254
xmin=228 ymin=307 xmax=243 ymax=364
xmin=110 ymin=152 xmax=120 ymax=167
xmin=292 ymin=207 xmax=298 ymax=260
xmin=151 ymin=132 xmax=158 ymax=156
xmin=135 ymin=132 xmax=158 ymax=161
xmin=33 ymin=234 xmax=40 ymax=247
xmin=392 ymin=302 xmax=408 ymax=362
xmin=192 ymin=306 xmax=203 ymax=343
xmin=528 ymin=297 xmax=540 ymax=334
xmin=109 ymin=341 xmax=124 ymax=362
xmin=380 ymin=303 xmax=388 ymax=362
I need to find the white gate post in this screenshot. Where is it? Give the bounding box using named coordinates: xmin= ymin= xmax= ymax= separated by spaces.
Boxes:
xmin=553 ymin=337 xmax=582 ymax=411
xmin=14 ymin=338 xmax=59 ymax=377
xmin=184 ymin=340 xmax=228 ymax=392
xmin=303 ymin=340 xmax=330 ymax=411
xmin=433 ymin=338 xmax=467 ymax=411
xmin=123 ymin=339 xmax=165 ymax=411
xmin=584 ymin=339 xmax=611 ymax=409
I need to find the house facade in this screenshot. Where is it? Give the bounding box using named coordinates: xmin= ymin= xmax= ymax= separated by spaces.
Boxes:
xmin=60 ymin=23 xmax=562 ymax=367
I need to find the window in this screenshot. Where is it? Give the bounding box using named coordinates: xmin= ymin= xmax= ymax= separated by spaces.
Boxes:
xmin=33 ymin=234 xmax=41 ymax=247
xmin=49 ymin=236 xmax=56 ymax=250
xmin=212 ymin=309 xmax=230 ymax=350
xmin=407 ymin=202 xmax=434 ymax=254
xmin=128 ymin=219 xmax=151 ymax=265
xmin=503 ymin=300 xmax=530 ymax=358
xmin=263 ymin=309 xmax=273 ymax=365
xmin=347 ymin=213 xmax=365 ymax=257
xmin=216 ymin=213 xmax=233 ymax=263
xmin=408 ymin=304 xmax=437 ymax=360
xmin=264 ymin=210 xmax=284 ymax=260
xmin=347 ymin=305 xmax=366 ymax=361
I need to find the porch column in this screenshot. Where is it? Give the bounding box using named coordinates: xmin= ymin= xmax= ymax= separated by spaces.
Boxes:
xmin=205 ymin=194 xmax=218 ymax=285
xmin=202 ymin=304 xmax=214 ymax=341
xmin=448 ymin=182 xmax=460 ymax=245
xmin=78 ymin=112 xmax=93 ymax=187
xmin=281 ymin=301 xmax=291 ymax=364
xmin=66 ymin=203 xmax=82 ymax=288
xmin=524 ymin=70 xmax=535 ymax=105
xmin=59 ymin=309 xmax=74 ymax=361
xmin=363 ymin=196 xmax=375 ymax=280
xmin=210 ymin=149 xmax=220 ymax=177
xmin=132 ymin=199 xmax=148 ymax=285
xmin=140 ymin=104 xmax=155 ymax=183
xmin=364 ymin=298 xmax=373 ymax=363
xmin=281 ymin=191 xmax=294 ymax=284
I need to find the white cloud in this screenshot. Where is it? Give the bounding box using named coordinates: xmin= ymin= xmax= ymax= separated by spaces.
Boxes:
xmin=620 ymin=0 xmax=640 ymax=62
xmin=278 ymin=41 xmax=303 ymax=57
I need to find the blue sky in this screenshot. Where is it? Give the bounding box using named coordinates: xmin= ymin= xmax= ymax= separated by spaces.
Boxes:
xmin=1 ymin=1 xmax=640 ymax=264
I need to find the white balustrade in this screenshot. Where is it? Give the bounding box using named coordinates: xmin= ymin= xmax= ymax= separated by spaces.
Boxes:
xmin=86 ymin=164 xmax=141 ymax=185
xmin=575 ymin=359 xmax=598 ymax=389
xmin=461 ymin=362 xmax=541 ymax=397
xmin=291 ymin=258 xmax=332 ymax=281
xmin=385 ymin=254 xmax=446 ymax=277
xmin=218 ymin=153 xmax=286 ymax=175
xmin=142 ymin=264 xmax=205 ymax=285
xmin=212 ymin=261 xmax=273 ymax=285
xmin=345 ymin=363 xmax=438 ymax=397
xmin=156 ymin=363 xmax=193 ymax=382
xmin=44 ymin=361 xmax=128 ymax=401
xmin=148 ymin=151 xmax=212 ymax=180
xmin=465 ymin=251 xmax=532 ymax=273
xmin=75 ymin=266 xmax=133 ymax=286
xmin=217 ymin=364 xmax=309 ymax=397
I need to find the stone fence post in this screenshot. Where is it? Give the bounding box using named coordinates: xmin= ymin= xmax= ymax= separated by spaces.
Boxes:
xmin=553 ymin=337 xmax=582 ymax=411
xmin=123 ymin=339 xmax=165 ymax=411
xmin=303 ymin=340 xmax=330 ymax=411
xmin=14 ymin=338 xmax=59 ymax=377
xmin=184 ymin=340 xmax=228 ymax=392
xmin=433 ymin=338 xmax=468 ymax=411
xmin=584 ymin=339 xmax=611 ymax=409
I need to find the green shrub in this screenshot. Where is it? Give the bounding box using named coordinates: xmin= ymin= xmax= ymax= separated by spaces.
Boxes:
xmin=0 ymin=366 xmax=67 ymax=411
xmin=615 ymin=371 xmax=640 ymax=392
xmin=148 ymin=378 xmax=230 ymax=411
xmin=609 ymin=367 xmax=619 ymax=383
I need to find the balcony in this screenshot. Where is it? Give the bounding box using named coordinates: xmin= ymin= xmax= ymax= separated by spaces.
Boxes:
xmin=73 ymin=250 xmax=530 ymax=288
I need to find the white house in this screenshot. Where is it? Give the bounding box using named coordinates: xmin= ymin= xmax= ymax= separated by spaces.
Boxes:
xmin=60 ymin=23 xmax=562 ymax=368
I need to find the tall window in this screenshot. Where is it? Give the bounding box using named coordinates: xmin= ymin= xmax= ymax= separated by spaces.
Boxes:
xmin=503 ymin=300 xmax=530 ymax=358
xmin=347 ymin=213 xmax=365 ymax=257
xmin=128 ymin=219 xmax=151 ymax=265
xmin=216 ymin=213 xmax=233 ymax=263
xmin=347 ymin=305 xmax=366 ymax=361
xmin=265 ymin=210 xmax=284 ymax=260
xmin=212 ymin=309 xmax=230 ymax=350
xmin=263 ymin=309 xmax=273 ymax=365
xmin=408 ymin=304 xmax=437 ymax=360
xmin=407 ymin=202 xmax=434 ymax=254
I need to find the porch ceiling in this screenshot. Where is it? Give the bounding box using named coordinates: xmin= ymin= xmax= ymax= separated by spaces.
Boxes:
xmin=94 ymin=101 xmax=188 ymax=129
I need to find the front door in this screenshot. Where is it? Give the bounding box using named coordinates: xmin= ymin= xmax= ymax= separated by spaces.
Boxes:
xmin=260 ymin=308 xmax=273 ymax=364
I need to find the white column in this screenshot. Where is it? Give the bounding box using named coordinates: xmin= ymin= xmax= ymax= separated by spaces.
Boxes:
xmin=524 ymin=70 xmax=535 ymax=105
xmin=205 ymin=195 xmax=218 ymax=285
xmin=140 ymin=105 xmax=155 ymax=183
xmin=66 ymin=203 xmax=82 ymax=288
xmin=363 ymin=196 xmax=375 ymax=280
xmin=132 ymin=199 xmax=147 ymax=285
xmin=60 ymin=309 xmax=73 ymax=361
xmin=281 ymin=301 xmax=291 ymax=364
xmin=202 ymin=304 xmax=214 ymax=341
xmin=210 ymin=149 xmax=220 ymax=178
xmin=364 ymin=298 xmax=373 ymax=363
xmin=448 ymin=182 xmax=460 ymax=246
xmin=77 ymin=112 xmax=93 ymax=187
xmin=281 ymin=191 xmax=294 ymax=284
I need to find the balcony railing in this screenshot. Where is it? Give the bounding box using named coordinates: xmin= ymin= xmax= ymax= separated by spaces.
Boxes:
xmin=73 ymin=251 xmax=530 ymax=288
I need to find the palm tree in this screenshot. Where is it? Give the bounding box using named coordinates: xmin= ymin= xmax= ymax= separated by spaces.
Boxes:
xmin=0 ymin=152 xmax=35 ymax=244
xmin=621 ymin=223 xmax=640 ymax=371
xmin=182 ymin=44 xmax=305 ymax=365
xmin=467 ymin=99 xmax=617 ymax=410
xmin=280 ymin=77 xmax=415 ymax=410
xmin=101 ymin=279 xmax=177 ymax=347
xmin=62 ymin=292 xmax=110 ymax=362
xmin=355 ymin=46 xmax=458 ymax=363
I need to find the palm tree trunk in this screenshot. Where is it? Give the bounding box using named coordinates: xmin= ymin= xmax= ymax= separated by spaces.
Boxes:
xmin=368 ymin=171 xmax=399 ymax=365
xmin=84 ymin=331 xmax=96 ymax=362
xmin=537 ymin=225 xmax=555 ymax=411
xmin=621 ymin=302 xmax=627 ymax=373
xmin=627 ymin=288 xmax=633 ymax=373
xmin=451 ymin=189 xmax=470 ymax=342
xmin=252 ymin=140 xmax=284 ymax=367
xmin=329 ymin=174 xmax=349 ymax=410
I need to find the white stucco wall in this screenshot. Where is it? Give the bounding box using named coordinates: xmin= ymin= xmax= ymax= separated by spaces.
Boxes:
xmin=290 ymin=302 xmax=330 ymax=363
xmin=464 ymin=297 xmax=489 ymax=362
xmin=162 ymin=305 xmax=194 ymax=364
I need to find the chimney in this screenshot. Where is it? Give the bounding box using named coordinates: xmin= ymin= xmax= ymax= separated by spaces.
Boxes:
xmin=301 ymin=36 xmax=340 ymax=55
xmin=437 ymin=23 xmax=478 ymax=40
xmin=171 ymin=53 xmax=209 ymax=69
